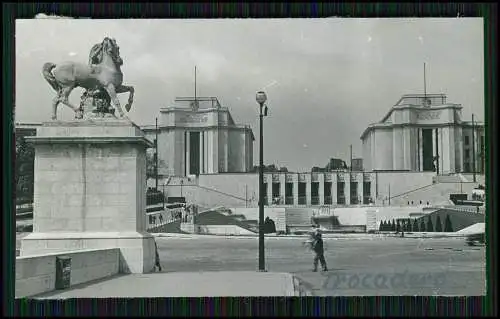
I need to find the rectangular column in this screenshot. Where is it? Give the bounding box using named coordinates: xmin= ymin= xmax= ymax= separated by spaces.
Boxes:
xmin=21 ymin=120 xmax=156 ymax=274
xmin=442 ymin=127 xmax=453 ymax=174
xmin=266 ymin=174 xmax=273 ymax=206
xmin=318 ymin=174 xmax=325 ymax=205
xmin=438 ymin=128 xmax=443 ymax=173
xmin=357 ymin=174 xmax=363 ymax=205
xmin=213 ymin=130 xmax=219 ymax=173
xmin=279 ymin=174 xmax=286 ymax=205
xmin=456 ymin=127 xmax=463 ymax=172
xmin=331 ymin=174 xmax=337 ymax=205
xmin=185 ymin=131 xmax=190 ymax=176
xmin=293 ymin=175 xmax=299 ymax=205
xmin=306 ymin=174 xmax=312 ymax=206
xmin=344 ymin=173 xmax=351 ymax=206
xmin=205 ymin=131 xmax=210 ymax=173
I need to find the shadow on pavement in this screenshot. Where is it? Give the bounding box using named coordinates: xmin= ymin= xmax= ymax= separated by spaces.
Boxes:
xmin=31 ymin=274 xmax=129 ymax=299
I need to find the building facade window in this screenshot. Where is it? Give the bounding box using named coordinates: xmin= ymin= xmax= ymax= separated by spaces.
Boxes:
xmin=311 ymin=182 xmax=319 ymax=205
xmin=324 ymin=182 xmax=332 ymax=205
xmin=285 ymin=183 xmax=293 ymax=205
xmin=464 ymin=135 xmax=469 ymax=145
xmin=350 ymin=182 xmax=358 ymax=205
xmin=337 ymin=182 xmax=345 ymax=205
xmin=298 ymin=182 xmax=306 ymax=205
xmin=272 ymin=183 xmax=280 ymax=205
xmin=363 ymin=181 xmax=371 ymax=204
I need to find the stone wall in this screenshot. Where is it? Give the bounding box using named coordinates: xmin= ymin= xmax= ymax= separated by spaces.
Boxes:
xmin=16 ymin=248 xmax=120 ymax=298
xmin=196 ymin=225 xmax=256 ymax=236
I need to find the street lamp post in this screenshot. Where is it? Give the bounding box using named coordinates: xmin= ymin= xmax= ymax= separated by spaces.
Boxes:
xmin=256 ymin=91 xmax=268 ymax=272
xmin=155 ymin=117 xmax=159 ymax=190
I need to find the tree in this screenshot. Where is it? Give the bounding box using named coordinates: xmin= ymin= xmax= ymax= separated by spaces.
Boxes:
xmin=383 ymin=220 xmax=391 ymax=231
xmin=15 ymin=134 xmax=35 ymax=202
xmin=391 ymin=219 xmax=396 ymax=231
xmin=379 ymin=220 xmax=384 ymax=231
xmin=413 ymin=218 xmax=419 ymax=232
xmin=404 ymin=220 xmax=410 ymax=232
xmin=444 ymin=214 xmax=454 ymax=232
xmin=426 ymin=217 xmax=434 ymax=232
xmin=435 ymin=215 xmax=443 ymax=232
xmin=420 ymin=219 xmax=426 ymax=232
xmin=396 ymin=220 xmax=401 ymax=232
xmin=146 ymin=150 xmax=167 ymax=180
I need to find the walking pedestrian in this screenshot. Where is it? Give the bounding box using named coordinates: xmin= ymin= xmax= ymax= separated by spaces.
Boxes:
xmin=311 ymin=228 xmax=328 ymax=272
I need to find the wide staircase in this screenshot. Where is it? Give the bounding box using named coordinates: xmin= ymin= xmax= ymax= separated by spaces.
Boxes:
xmin=148 ymin=219 xmax=190 ymax=234
xmin=285 ymin=208 xmax=314 ymax=233
xmin=389 ymin=180 xmax=481 ymax=206
xmin=196 ymin=209 xmax=259 ymax=233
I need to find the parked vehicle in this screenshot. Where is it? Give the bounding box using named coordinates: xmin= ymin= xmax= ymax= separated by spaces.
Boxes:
xmin=465 ymin=232 xmax=485 ymax=246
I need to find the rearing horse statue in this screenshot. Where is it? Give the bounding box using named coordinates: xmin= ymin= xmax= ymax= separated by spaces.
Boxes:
xmin=42 ymin=37 xmax=135 ymax=120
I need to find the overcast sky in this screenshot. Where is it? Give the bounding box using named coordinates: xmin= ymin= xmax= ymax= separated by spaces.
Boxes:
xmin=16 ymin=18 xmax=484 ymax=172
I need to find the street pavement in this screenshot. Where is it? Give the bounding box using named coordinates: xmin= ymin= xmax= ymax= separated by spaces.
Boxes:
xmin=155 ymin=236 xmax=485 ymax=296
xmin=34 ymin=236 xmax=485 ymax=297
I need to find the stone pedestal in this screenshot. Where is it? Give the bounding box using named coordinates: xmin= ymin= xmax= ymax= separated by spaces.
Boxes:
xmin=20 ymin=119 xmax=156 ymax=274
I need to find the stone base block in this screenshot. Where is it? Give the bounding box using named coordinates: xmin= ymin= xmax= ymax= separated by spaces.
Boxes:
xmin=20 ymin=232 xmax=155 ymax=274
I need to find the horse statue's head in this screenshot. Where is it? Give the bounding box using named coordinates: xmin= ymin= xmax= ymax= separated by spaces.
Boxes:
xmin=101 ymin=37 xmax=123 ymax=66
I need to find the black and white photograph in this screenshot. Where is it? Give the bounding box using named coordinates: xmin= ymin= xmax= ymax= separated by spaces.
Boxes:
xmin=15 ymin=16 xmax=486 ymax=298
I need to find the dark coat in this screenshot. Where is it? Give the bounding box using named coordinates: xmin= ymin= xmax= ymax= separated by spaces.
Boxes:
xmin=312 ymin=235 xmax=324 ymax=254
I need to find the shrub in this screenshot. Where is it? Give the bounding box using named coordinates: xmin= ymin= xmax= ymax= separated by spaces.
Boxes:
xmin=413 ymin=218 xmax=419 ymax=232
xmin=444 ymin=214 xmax=454 ymax=232
xmin=435 ymin=215 xmax=443 ymax=232
xmin=426 ymin=217 xmax=434 ymax=232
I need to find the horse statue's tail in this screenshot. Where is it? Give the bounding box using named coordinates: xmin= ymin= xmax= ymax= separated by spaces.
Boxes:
xmin=42 ymin=62 xmax=60 ymax=92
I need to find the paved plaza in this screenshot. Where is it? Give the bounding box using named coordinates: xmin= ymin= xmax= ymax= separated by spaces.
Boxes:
xmin=35 ymin=236 xmax=485 ymax=297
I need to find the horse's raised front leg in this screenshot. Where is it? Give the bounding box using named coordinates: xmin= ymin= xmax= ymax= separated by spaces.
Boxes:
xmin=104 ymin=84 xmax=125 ymax=117
xmin=59 ymin=86 xmax=83 ymax=119
xmin=116 ymin=85 xmax=134 ymax=112
xmin=51 ymin=94 xmax=61 ymax=120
